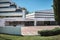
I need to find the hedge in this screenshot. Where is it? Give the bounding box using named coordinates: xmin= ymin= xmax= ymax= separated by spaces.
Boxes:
xmin=38 ymin=27 xmax=60 ymax=36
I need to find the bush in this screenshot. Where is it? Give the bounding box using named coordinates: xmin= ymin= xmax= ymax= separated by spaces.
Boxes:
xmin=38 ymin=27 xmax=60 ymax=36
xmin=38 ymin=30 xmax=53 ymax=36
xmin=52 ymin=27 xmax=60 ymax=35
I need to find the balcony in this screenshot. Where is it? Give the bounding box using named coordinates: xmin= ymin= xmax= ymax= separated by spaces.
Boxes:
xmin=0 ymin=7 xmax=16 ymax=11
xmin=0 ymin=0 xmax=10 ymax=2
xmin=0 ymin=12 xmax=23 ymax=16
xmin=0 ymin=3 xmax=10 ymax=7
xmin=35 ymin=18 xmax=55 ymax=21
xmin=35 ymin=16 xmax=54 ymax=18
xmin=4 ymin=17 xmax=24 ymax=21
xmin=35 ymin=13 xmax=54 ymax=16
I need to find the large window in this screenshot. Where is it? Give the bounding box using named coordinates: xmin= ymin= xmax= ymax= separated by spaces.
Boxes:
xmin=0 ymin=2 xmax=10 ymax=4
xmin=5 ymin=21 xmax=23 ymax=26
xmin=37 ymin=21 xmax=44 ymax=26
xmin=37 ymin=21 xmax=56 ymax=26
xmin=25 ymin=21 xmax=34 ymax=26
xmin=44 ymin=21 xmax=50 ymax=25
xmin=50 ymin=21 xmax=56 ymax=25
xmin=0 ymin=16 xmax=22 ymax=18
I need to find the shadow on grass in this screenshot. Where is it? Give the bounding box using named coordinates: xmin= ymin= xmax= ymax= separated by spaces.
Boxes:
xmin=0 ymin=36 xmax=12 ymax=40
xmin=0 ymin=33 xmax=23 ymax=37
xmin=0 ymin=33 xmax=24 ymax=40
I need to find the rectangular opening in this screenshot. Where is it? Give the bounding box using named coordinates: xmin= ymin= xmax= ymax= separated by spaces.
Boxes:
xmin=24 ymin=21 xmax=34 ymax=26
xmin=5 ymin=21 xmax=23 ymax=26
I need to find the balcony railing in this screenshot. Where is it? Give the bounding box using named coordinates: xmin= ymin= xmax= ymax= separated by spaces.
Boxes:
xmin=0 ymin=3 xmax=10 ymax=7
xmin=4 ymin=17 xmax=25 ymax=21
xmin=35 ymin=18 xmax=55 ymax=21
xmin=0 ymin=7 xmax=16 ymax=11
xmin=0 ymin=0 xmax=10 ymax=2
xmin=0 ymin=12 xmax=23 ymax=16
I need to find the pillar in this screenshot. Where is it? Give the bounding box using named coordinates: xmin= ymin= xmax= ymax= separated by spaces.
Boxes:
xmin=34 ymin=20 xmax=37 ymax=26
xmin=22 ymin=10 xmax=26 ymax=19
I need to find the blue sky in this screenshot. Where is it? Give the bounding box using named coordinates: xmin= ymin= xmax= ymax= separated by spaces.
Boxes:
xmin=12 ymin=0 xmax=53 ymax=12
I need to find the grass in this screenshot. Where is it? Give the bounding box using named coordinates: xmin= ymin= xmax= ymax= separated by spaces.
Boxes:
xmin=0 ymin=34 xmax=60 ymax=40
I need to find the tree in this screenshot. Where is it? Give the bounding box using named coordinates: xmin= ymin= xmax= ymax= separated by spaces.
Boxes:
xmin=53 ymin=0 xmax=60 ymax=25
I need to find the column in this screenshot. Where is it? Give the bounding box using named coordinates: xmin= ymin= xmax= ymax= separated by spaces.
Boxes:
xmin=22 ymin=10 xmax=26 ymax=19
xmin=34 ymin=20 xmax=37 ymax=26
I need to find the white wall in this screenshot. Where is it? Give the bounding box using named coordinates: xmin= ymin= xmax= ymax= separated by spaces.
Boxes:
xmin=0 ymin=12 xmax=23 ymax=16
xmin=0 ymin=8 xmax=16 ymax=11
xmin=0 ymin=3 xmax=10 ymax=7
xmin=0 ymin=19 xmax=5 ymax=27
xmin=0 ymin=0 xmax=10 ymax=2
xmin=4 ymin=17 xmax=25 ymax=21
xmin=36 ymin=18 xmax=55 ymax=21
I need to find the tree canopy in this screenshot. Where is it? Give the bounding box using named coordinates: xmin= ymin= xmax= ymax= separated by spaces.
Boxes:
xmin=53 ymin=0 xmax=60 ymax=25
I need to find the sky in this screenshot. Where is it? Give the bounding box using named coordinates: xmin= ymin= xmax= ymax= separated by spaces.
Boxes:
xmin=12 ymin=0 xmax=53 ymax=12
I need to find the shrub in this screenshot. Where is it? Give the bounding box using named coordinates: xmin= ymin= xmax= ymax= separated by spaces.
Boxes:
xmin=52 ymin=27 xmax=60 ymax=35
xmin=38 ymin=27 xmax=60 ymax=36
xmin=38 ymin=30 xmax=53 ymax=36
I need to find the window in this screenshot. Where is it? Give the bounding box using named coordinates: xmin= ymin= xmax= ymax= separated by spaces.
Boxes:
xmin=0 ymin=16 xmax=22 ymax=18
xmin=5 ymin=21 xmax=22 ymax=26
xmin=0 ymin=2 xmax=10 ymax=4
xmin=25 ymin=21 xmax=34 ymax=26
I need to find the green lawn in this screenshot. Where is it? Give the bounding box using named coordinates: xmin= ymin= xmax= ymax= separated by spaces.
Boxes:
xmin=0 ymin=34 xmax=60 ymax=40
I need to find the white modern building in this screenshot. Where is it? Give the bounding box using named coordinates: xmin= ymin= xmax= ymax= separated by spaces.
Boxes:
xmin=0 ymin=0 xmax=57 ymax=35
xmin=26 ymin=9 xmax=57 ymax=26
xmin=0 ymin=0 xmax=27 ymax=35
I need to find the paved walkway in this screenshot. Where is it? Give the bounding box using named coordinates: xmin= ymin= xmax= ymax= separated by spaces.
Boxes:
xmin=21 ymin=26 xmax=60 ymax=35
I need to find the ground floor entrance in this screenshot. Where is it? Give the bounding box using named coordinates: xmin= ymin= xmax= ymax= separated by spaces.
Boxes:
xmin=37 ymin=21 xmax=57 ymax=26
xmin=5 ymin=21 xmax=57 ymax=26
